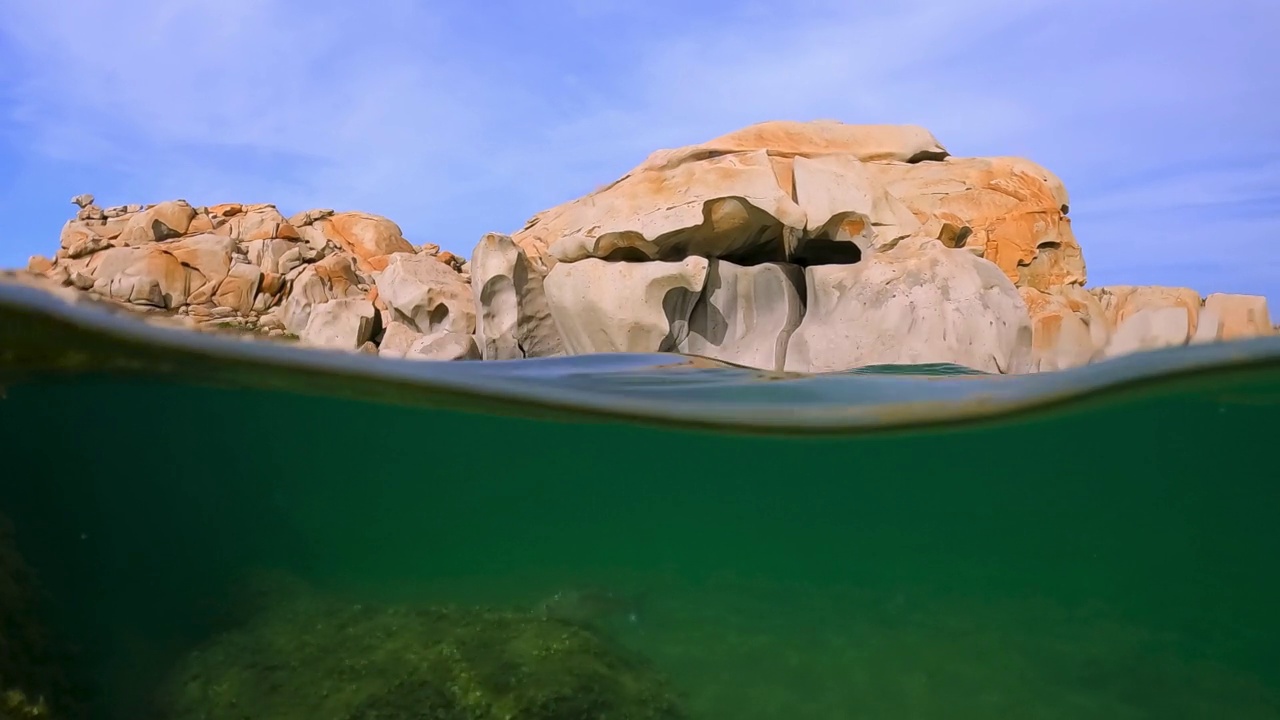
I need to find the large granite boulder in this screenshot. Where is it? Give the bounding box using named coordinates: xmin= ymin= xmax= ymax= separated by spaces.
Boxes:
xmin=514 ymin=120 xmax=1071 ymax=372
xmin=784 ymin=237 xmax=1034 ymax=374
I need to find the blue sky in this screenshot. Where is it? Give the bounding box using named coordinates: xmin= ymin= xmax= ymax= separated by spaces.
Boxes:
xmin=2 ymin=0 xmax=1277 ymax=308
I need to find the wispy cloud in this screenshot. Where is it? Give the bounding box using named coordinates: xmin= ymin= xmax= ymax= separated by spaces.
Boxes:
xmin=1 ymin=0 xmax=1277 ymax=307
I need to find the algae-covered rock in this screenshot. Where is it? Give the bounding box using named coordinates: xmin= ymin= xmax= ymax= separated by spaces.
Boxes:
xmin=158 ymin=597 xmax=686 ymax=720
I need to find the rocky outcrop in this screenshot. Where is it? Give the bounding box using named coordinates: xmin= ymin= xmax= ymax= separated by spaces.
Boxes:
xmin=12 ymin=119 xmax=1276 ymax=374
xmin=27 ymin=198 xmax=470 ymax=357
xmin=786 ymin=237 xmax=1034 ymax=374
xmin=510 ymin=120 xmax=1098 ymax=372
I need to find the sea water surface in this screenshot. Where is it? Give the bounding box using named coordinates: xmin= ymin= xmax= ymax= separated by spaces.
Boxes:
xmin=1 ymin=282 xmax=1278 ymax=720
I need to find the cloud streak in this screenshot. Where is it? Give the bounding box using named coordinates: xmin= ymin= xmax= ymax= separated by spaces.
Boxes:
xmin=1 ymin=0 xmax=1277 ymax=307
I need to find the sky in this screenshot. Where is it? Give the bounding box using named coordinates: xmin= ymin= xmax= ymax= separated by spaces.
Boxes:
xmin=1 ymin=0 xmax=1277 ymax=309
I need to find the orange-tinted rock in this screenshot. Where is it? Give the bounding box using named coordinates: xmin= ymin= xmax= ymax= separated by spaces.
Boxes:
xmin=365 ymin=254 xmax=393 ymax=272
xmin=212 ymin=263 xmax=263 ymax=315
xmin=642 ymin=120 xmax=949 ymax=172
xmin=510 ymin=121 xmax=1075 ymax=289
xmin=209 ymin=203 xmax=243 ymax=217
xmin=221 ymin=206 xmax=292 ymax=242
xmin=58 ymin=221 xmax=102 ymax=252
xmin=117 ymin=200 xmax=197 ymax=245
xmin=864 ymin=157 xmax=1082 ymax=290
xmin=260 ymin=272 xmax=285 ymax=297
xmin=187 ymin=212 xmax=215 ymax=234
xmin=27 ymin=255 xmax=54 ymax=275
xmin=107 ymin=252 xmax=194 ymax=308
xmin=312 ymin=253 xmax=364 ymax=297
xmin=313 ymin=212 xmax=415 ymax=269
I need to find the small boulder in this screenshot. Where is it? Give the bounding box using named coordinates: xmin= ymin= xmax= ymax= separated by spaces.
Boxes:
xmin=375 ymin=252 xmax=475 ymax=336
xmin=117 ymin=200 xmax=197 ymax=245
xmin=300 ymin=298 xmax=379 ymax=350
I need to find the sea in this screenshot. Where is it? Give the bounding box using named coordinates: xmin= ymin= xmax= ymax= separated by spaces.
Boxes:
xmin=1 ymin=281 xmax=1277 ymax=720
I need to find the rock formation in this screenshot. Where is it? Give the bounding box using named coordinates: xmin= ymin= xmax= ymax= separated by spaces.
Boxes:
xmin=13 ymin=120 xmax=1275 ymax=373
xmin=23 ymin=199 xmax=476 ymax=358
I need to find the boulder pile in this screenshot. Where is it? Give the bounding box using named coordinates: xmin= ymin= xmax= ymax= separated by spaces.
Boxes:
xmin=27 ymin=198 xmax=479 ymax=360
xmin=19 ymin=120 xmax=1275 ymax=373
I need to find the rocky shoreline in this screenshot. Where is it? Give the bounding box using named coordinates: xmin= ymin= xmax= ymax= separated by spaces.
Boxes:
xmin=11 ymin=120 xmax=1275 ymax=373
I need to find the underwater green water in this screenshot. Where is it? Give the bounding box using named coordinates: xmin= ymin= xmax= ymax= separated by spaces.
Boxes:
xmin=2 ymin=360 xmax=1278 ymax=719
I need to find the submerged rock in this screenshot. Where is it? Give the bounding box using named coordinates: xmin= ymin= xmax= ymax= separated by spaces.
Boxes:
xmin=158 ymin=596 xmax=686 ymax=720
xmin=535 ymin=587 xmax=645 ymax=630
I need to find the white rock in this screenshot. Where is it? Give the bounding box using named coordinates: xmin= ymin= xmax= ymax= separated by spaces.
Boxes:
xmin=788 ymin=155 xmax=921 ymax=263
xmin=300 ymin=298 xmax=378 ymax=350
xmin=1189 ymin=307 xmax=1223 ymax=344
xmin=406 ymin=331 xmax=481 ymax=361
xmin=678 ymin=260 xmax=804 ymax=371
xmin=1100 ymin=306 xmax=1191 ymax=359
xmin=280 ymin=255 xmax=366 ymax=335
xmin=376 ymin=320 xmax=424 ymax=358
xmin=470 ymin=232 xmax=564 ymax=360
xmin=375 ymin=253 xmax=475 ymax=336
xmin=544 ymin=257 xmax=709 ymax=354
xmin=784 ymin=237 xmax=1034 ymax=373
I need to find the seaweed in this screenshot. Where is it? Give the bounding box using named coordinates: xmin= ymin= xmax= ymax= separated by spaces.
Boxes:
xmin=157 ymin=593 xmax=686 ymax=720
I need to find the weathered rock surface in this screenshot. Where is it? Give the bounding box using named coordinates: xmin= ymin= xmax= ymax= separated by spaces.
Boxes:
xmin=300 ymin=297 xmax=379 ymax=350
xmin=784 ymin=237 xmax=1034 ymax=374
xmin=470 ymin=232 xmax=564 ymax=360
xmin=1091 ymin=285 xmax=1203 ymax=338
xmin=1101 ymin=307 xmax=1192 ymax=359
xmin=370 ymin=252 xmax=476 ymax=360
xmin=545 ymin=257 xmax=709 ymax=354
xmin=25 ymin=197 xmax=471 ymax=360
xmin=10 ymin=119 xmax=1275 ymax=373
xmin=406 ymin=330 xmax=481 ymax=360
xmin=1203 ymin=293 xmax=1272 ymax=340
xmin=679 ymin=260 xmax=805 ymax=371
xmin=510 ymin=119 xmax=1072 ymax=292
xmin=297 ymin=211 xmax=415 ymax=270
xmin=1019 ymin=286 xmax=1110 ymax=371
xmin=863 ymin=157 xmax=1083 ymax=290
